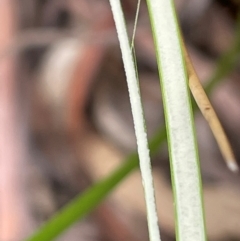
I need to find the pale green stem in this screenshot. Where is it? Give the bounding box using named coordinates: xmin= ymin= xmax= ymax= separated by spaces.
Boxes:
xmin=109 ymin=1 xmax=161 ymax=241
xmin=145 ymin=1 xmax=206 ymax=241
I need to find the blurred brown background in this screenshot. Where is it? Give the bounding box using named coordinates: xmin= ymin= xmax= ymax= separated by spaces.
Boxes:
xmin=0 ymin=0 xmax=240 ymax=240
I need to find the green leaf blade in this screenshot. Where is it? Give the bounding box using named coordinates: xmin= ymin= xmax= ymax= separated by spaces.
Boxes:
xmin=145 ymin=1 xmax=207 ymax=241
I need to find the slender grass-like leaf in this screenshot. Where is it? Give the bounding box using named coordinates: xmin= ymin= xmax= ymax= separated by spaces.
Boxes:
xmin=183 ymin=44 xmax=238 ymax=172
xmin=109 ymin=1 xmax=161 ymax=241
xmin=25 ymin=128 xmax=166 ymax=241
xmin=145 ymin=1 xmax=206 ymax=241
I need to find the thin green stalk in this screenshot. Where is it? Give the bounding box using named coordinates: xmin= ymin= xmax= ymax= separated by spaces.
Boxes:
xmin=146 ymin=1 xmax=206 ymax=241
xmin=25 ymin=128 xmax=166 ymax=241
xmin=109 ymin=1 xmax=161 ymax=240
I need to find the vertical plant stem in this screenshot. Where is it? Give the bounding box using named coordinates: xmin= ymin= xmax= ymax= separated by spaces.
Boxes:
xmin=109 ymin=1 xmax=161 ymax=241
xmin=145 ymin=1 xmax=206 ymax=241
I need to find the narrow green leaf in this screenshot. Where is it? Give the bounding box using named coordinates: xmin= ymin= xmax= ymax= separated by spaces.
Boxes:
xmin=25 ymin=128 xmax=166 ymax=241
xmin=145 ymin=1 xmax=206 ymax=241
xmin=109 ymin=1 xmax=161 ymax=240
